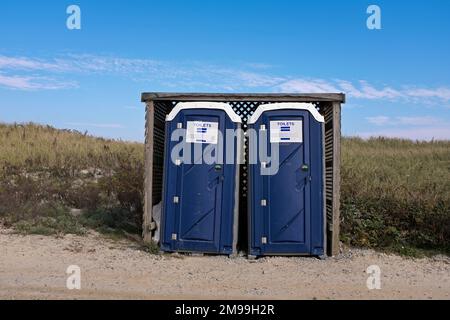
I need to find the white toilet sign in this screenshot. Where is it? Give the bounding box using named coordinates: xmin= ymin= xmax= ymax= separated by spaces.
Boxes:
xmin=270 ymin=120 xmax=303 ymax=143
xmin=186 ymin=121 xmax=219 ymax=144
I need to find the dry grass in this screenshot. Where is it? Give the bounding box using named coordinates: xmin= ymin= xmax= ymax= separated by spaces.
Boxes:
xmin=342 ymin=137 xmax=449 ymax=204
xmin=0 ymin=122 xmax=144 ymax=237
xmin=0 ymin=122 xmax=143 ymax=173
xmin=0 ymin=123 xmax=449 ymax=254
xmin=341 ymin=137 xmax=450 ymax=254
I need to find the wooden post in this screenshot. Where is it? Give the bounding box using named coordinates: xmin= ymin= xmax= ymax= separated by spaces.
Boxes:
xmin=143 ymin=100 xmax=155 ymax=243
xmin=331 ymin=102 xmax=341 ymax=256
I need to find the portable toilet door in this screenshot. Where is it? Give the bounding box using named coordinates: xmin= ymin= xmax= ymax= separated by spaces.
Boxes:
xmin=160 ymin=102 xmax=242 ymax=255
xmin=247 ymin=103 xmax=325 ymax=257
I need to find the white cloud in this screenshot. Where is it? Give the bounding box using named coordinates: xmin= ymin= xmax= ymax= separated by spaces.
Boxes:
xmin=0 ymin=55 xmax=67 ymax=72
xmin=358 ymin=127 xmax=450 ymax=141
xmin=366 ymin=116 xmax=391 ymax=126
xmin=334 ymin=80 xmax=404 ymax=100
xmin=234 ymin=71 xmax=285 ymax=87
xmin=396 ymin=116 xmax=440 ymax=126
xmin=277 ymin=78 xmax=450 ymax=103
xmin=243 ymin=62 xmax=274 ymax=70
xmin=0 ymin=54 xmax=163 ymax=75
xmin=0 ymin=73 xmax=76 ymax=90
xmin=403 ymin=87 xmax=450 ymax=100
xmin=366 ymin=116 xmax=441 ymax=126
xmin=1 ymin=53 xmax=450 ymax=107
xmin=277 ymin=78 xmax=339 ymax=93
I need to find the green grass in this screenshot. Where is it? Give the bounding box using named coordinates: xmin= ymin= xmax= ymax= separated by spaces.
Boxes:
xmin=341 ymin=137 xmax=450 ymax=255
xmin=0 ymin=123 xmax=449 ymax=256
xmin=141 ymin=241 xmax=161 ymax=254
xmin=3 ymin=202 xmax=87 ymax=236
xmin=79 ymin=208 xmax=141 ymax=236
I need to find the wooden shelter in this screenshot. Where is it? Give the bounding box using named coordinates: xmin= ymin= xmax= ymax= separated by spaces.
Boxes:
xmin=141 ymin=92 xmax=345 ymax=256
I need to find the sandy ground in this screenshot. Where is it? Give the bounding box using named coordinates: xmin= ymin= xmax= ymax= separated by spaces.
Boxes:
xmin=0 ymin=227 xmax=449 ymax=300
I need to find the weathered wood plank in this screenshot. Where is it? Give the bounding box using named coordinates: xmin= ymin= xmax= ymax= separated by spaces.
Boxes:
xmin=141 ymin=92 xmax=345 ymax=103
xmin=331 ymin=102 xmax=342 ymax=256
xmin=143 ymin=101 xmax=155 ymax=243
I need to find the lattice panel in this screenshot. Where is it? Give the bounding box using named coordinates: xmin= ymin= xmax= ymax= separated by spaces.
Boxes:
xmin=228 ymin=101 xmax=264 ymax=199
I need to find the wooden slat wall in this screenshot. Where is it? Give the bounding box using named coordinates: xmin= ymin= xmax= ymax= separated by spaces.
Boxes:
xmin=142 ymin=101 xmax=173 ymax=242
xmin=142 ymin=101 xmax=155 ymax=243
xmin=152 ymin=101 xmax=172 ymax=206
xmin=142 ymin=96 xmax=342 ymax=256
xmin=319 ymin=101 xmax=341 ymax=256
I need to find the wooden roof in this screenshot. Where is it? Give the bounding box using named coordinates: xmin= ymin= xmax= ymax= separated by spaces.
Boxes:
xmin=141 ymin=92 xmax=345 ymax=103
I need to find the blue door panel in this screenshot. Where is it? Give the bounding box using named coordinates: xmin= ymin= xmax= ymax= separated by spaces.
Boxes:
xmin=265 ymin=114 xmax=310 ymax=253
xmin=249 ymin=109 xmax=323 ymax=256
xmin=161 ymin=109 xmax=237 ymax=255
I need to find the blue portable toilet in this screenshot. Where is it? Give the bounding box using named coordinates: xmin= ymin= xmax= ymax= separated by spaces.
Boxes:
xmin=160 ymin=102 xmax=242 ymax=255
xmin=247 ymin=103 xmax=325 ymax=257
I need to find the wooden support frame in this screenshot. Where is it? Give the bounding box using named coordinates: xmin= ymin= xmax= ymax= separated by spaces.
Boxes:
xmin=142 ymin=92 xmax=345 ymax=103
xmin=330 ymin=102 xmax=342 ymax=255
xmin=143 ymin=100 xmax=155 ymax=242
xmin=141 ymin=93 xmax=344 ymax=256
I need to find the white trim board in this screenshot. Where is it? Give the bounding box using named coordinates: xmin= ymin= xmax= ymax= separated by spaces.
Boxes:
xmin=166 ymin=102 xmax=242 ymax=123
xmin=248 ymin=103 xmax=325 ymax=124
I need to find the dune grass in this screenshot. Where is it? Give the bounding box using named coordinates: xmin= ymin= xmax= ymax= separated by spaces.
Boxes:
xmin=0 ymin=122 xmax=144 ymax=238
xmin=0 ymin=122 xmax=143 ymax=173
xmin=0 ymin=123 xmax=448 ymax=255
xmin=341 ymin=137 xmax=450 ymax=255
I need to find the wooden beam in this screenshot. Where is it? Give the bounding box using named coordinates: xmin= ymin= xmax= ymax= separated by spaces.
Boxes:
xmin=331 ymin=102 xmax=342 ymax=256
xmin=142 ymin=92 xmax=346 ymax=103
xmin=142 ymin=101 xmax=155 ymax=243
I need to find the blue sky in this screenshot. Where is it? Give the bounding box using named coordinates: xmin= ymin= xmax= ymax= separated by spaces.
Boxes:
xmin=1 ymin=0 xmax=449 ymax=141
